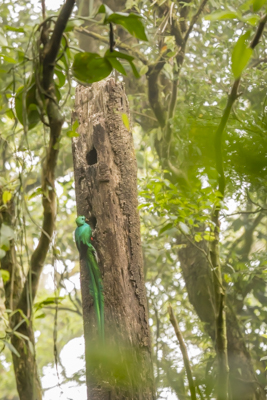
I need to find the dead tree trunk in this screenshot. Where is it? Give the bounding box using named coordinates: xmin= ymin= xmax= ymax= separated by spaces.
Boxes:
xmin=72 ymin=79 xmax=154 ymax=400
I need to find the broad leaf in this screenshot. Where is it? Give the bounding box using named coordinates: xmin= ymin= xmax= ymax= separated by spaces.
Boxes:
xmin=231 ymin=31 xmax=253 ymax=78
xmin=242 ymin=14 xmax=260 ymax=26
xmin=5 ymin=25 xmax=25 ymax=33
xmin=2 ymin=191 xmax=12 ymax=204
xmin=66 ymin=119 xmax=80 ymax=138
xmin=97 ymin=5 xmax=148 ymax=41
xmin=15 ymin=82 xmax=40 ymax=130
xmin=72 ymin=52 xmax=112 ymax=84
xmin=205 ymin=10 xmax=238 ymax=21
xmin=253 ymin=0 xmax=267 ymax=12
xmin=54 ymin=67 xmax=66 ymax=88
xmin=159 ymin=222 xmax=173 ymax=235
xmin=105 ymin=50 xmax=140 ymax=78
xmin=107 ymin=57 xmax=126 ymax=75
xmin=179 ymin=222 xmax=190 ymax=235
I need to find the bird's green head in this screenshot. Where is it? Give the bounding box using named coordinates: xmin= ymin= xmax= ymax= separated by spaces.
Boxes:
xmin=76 ymin=215 xmax=86 ymax=227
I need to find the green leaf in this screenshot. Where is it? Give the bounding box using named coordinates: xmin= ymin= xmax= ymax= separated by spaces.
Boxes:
xmin=97 ymin=5 xmax=148 ymax=41
xmin=66 ymin=119 xmax=80 ymax=138
xmin=3 ymin=340 xmax=20 ymax=357
xmin=106 ymin=49 xmax=134 ymax=62
xmin=98 ymin=4 xmax=113 ymax=17
xmin=66 ymin=131 xmax=79 ymax=138
xmin=121 ymin=113 xmax=130 ymax=130
xmin=154 ymin=182 xmax=162 ymax=195
xmin=2 ymin=191 xmax=12 ymax=204
xmin=128 ymin=60 xmax=140 ymax=78
xmin=15 ymin=82 xmax=40 ymax=130
xmin=140 ymin=65 xmax=148 ymax=76
xmin=205 ymin=10 xmax=238 ymax=21
xmin=28 ymin=187 xmax=43 ymax=200
xmin=5 ymin=25 xmax=25 ymax=33
xmin=260 ymin=355 xmax=267 ymax=361
xmin=194 ymin=233 xmax=202 ymax=242
xmin=35 ymin=312 xmax=46 ymax=319
xmin=54 ymin=67 xmax=66 ymax=88
xmin=253 ymin=0 xmax=267 ymax=12
xmin=159 ymin=222 xmax=173 ymax=235
xmin=73 ymin=120 xmax=79 ymax=131
xmin=240 ymin=0 xmax=254 ymax=11
xmin=107 ymin=13 xmax=147 ymax=41
xmin=0 ymin=53 xmax=17 ymax=64
xmin=6 ymin=108 xmax=15 ymax=120
xmin=105 ymin=49 xmax=140 ymax=78
xmin=34 ymin=296 xmax=64 ymax=310
xmin=13 ymin=332 xmax=29 ymax=341
xmin=28 ymin=340 xmax=34 ymax=354
xmin=179 ymin=222 xmax=190 ymax=235
xmin=107 ymin=57 xmax=126 ymax=75
xmin=53 ymin=141 xmax=60 ymax=150
xmin=72 ymin=52 xmax=112 ymax=84
xmin=242 ymin=14 xmax=260 ymax=26
xmin=0 ymin=269 xmax=10 ymax=282
xmin=231 ymin=31 xmax=253 ymax=78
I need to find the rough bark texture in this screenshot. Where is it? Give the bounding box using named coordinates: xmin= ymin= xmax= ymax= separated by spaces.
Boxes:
xmin=179 ymin=241 xmax=265 ymax=400
xmin=72 ymin=79 xmax=154 ymax=400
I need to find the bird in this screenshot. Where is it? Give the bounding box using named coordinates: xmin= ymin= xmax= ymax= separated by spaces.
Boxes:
xmin=75 ymin=216 xmax=104 ymax=341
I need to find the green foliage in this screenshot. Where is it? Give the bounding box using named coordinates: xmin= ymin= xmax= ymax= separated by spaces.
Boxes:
xmin=72 ymin=49 xmax=140 ymax=84
xmin=73 ymin=52 xmax=113 ymax=84
xmin=121 ymin=113 xmax=130 ymax=130
xmin=97 ymin=4 xmax=148 ymax=41
xmin=253 ymin=0 xmax=267 ymax=12
xmin=15 ymin=82 xmax=40 ymax=130
xmin=205 ymin=9 xmax=241 ymax=21
xmin=231 ymin=30 xmax=253 ymax=78
xmin=66 ymin=119 xmax=80 ymax=138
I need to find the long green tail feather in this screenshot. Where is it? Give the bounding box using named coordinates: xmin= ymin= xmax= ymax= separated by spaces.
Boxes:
xmin=87 ymin=247 xmax=104 ymax=341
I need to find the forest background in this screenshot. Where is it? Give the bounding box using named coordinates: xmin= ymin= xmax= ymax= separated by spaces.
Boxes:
xmin=0 ymin=0 xmax=267 ymax=399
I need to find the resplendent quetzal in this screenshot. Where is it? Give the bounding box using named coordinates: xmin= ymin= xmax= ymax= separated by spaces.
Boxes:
xmin=75 ymin=216 xmax=104 ymax=341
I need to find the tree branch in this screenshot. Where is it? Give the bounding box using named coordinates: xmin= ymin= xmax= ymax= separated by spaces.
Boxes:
xmin=183 ymin=0 xmax=209 ymax=44
xmin=43 ymin=0 xmax=75 ymax=68
xmin=168 ymin=305 xmax=196 ymax=400
xmin=148 ymin=57 xmax=167 ymax=128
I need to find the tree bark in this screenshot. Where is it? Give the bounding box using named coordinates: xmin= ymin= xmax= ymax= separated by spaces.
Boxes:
xmin=72 ymin=79 xmax=154 ymax=400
